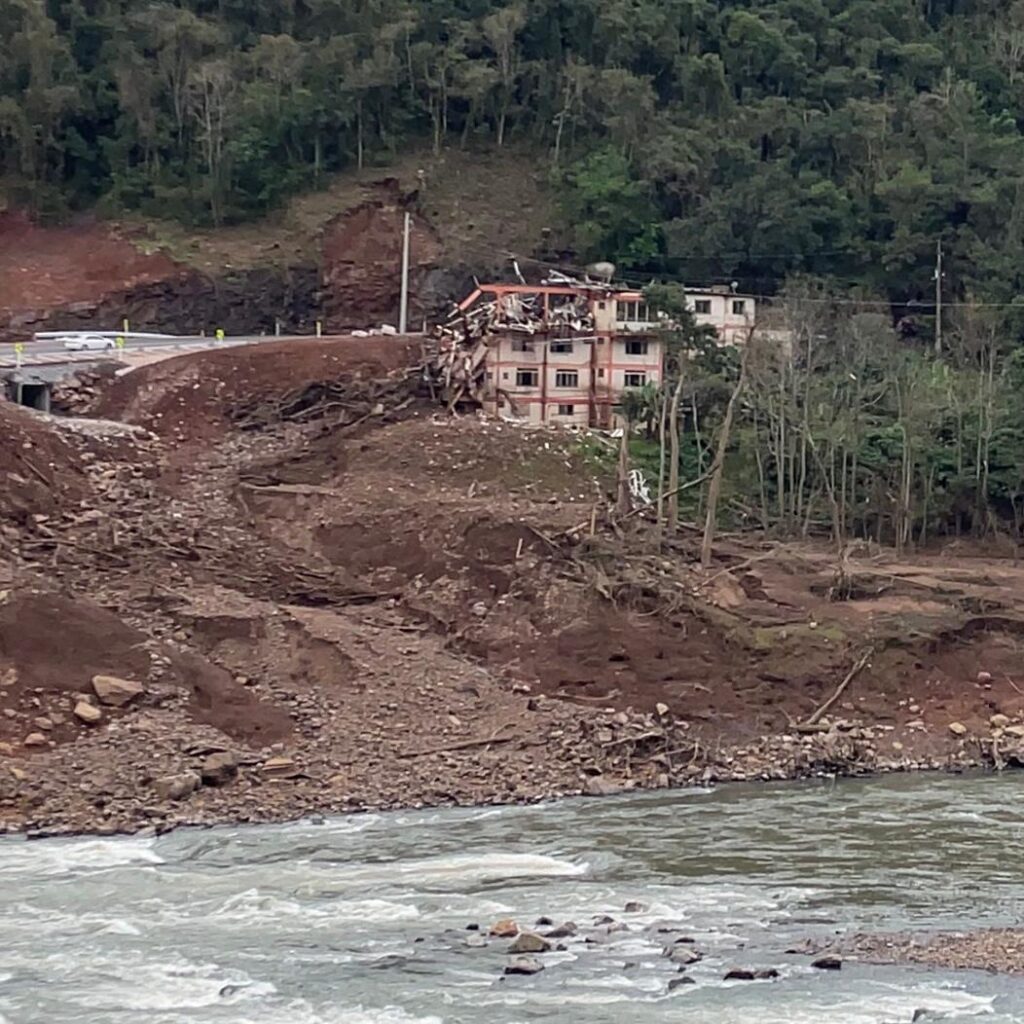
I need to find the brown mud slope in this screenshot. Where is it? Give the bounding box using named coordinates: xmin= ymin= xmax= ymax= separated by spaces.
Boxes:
xmin=0 ymin=211 xmax=185 ymax=334
xmin=2 ymin=342 xmax=1024 ymax=835
xmin=93 ymin=335 xmax=421 ymax=444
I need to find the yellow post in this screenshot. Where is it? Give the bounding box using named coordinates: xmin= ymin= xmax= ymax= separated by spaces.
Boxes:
xmin=122 ymin=318 xmax=130 ymax=334
xmin=215 ymin=328 xmax=225 ymax=343
xmin=115 ymin=335 xmax=126 ymax=353
xmin=316 ymin=320 xmax=322 ymax=338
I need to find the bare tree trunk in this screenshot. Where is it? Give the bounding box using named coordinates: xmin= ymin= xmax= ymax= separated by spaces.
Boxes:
xmin=666 ymin=374 xmax=685 ymax=532
xmin=617 ymin=421 xmax=632 ymax=515
xmin=701 ymin=345 xmax=749 ymax=569
xmin=656 ymin=388 xmax=667 ymax=533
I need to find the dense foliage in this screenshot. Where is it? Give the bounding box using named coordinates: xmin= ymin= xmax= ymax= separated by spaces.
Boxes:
xmin=3 ymin=0 xmax=1024 ymax=308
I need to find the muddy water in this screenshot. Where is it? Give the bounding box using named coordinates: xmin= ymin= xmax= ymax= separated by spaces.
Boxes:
xmin=2 ymin=774 xmax=1023 ymax=1024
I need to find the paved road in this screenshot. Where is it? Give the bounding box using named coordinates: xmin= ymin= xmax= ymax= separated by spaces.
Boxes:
xmin=0 ymin=333 xmax=287 ymax=369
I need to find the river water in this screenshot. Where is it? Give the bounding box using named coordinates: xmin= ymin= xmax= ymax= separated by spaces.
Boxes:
xmin=2 ymin=773 xmax=1023 ymax=1024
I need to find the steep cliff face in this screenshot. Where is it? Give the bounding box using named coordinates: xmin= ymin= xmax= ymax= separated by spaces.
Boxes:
xmin=319 ymin=182 xmax=443 ymax=331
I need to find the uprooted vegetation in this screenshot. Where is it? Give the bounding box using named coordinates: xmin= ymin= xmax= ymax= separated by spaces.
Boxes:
xmin=2 ymin=337 xmax=1024 ymax=835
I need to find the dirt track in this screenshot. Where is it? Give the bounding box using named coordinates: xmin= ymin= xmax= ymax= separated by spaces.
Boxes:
xmin=1 ymin=337 xmax=1023 ymax=835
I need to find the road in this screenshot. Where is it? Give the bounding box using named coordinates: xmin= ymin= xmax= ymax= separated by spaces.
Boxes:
xmin=0 ymin=333 xmax=291 ymax=369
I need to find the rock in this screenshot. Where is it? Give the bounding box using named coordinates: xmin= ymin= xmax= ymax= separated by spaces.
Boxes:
xmin=73 ymin=701 xmax=102 ymax=725
xmin=464 ymin=934 xmax=488 ymax=948
xmin=583 ymin=776 xmax=621 ymax=797
xmin=948 ymin=722 xmax=968 ymax=737
xmin=724 ymin=969 xmax=757 ymax=981
xmin=977 ymin=671 xmax=993 ymax=684
xmin=91 ymin=675 xmax=145 ymax=707
xmin=152 ymin=772 xmax=201 ymax=801
xmin=33 ymin=717 xmax=53 ymax=731
xmin=624 ymin=901 xmax=647 ymax=913
xmin=545 ymin=922 xmax=577 ymax=938
xmin=593 ymin=915 xmax=616 ymax=925
xmin=755 ymin=969 xmax=780 ymax=979
xmin=667 ymin=976 xmax=695 ymax=991
xmin=1004 ymin=725 xmax=1024 ymax=738
xmin=655 ymin=703 xmax=669 ymax=717
xmin=22 ymin=733 xmax=47 ymax=748
xmin=534 ymin=916 xmax=553 ymax=927
xmin=991 ymin=714 xmax=1010 ymax=729
xmin=0 ymin=741 xmax=13 ymax=756
xmin=504 ymin=957 xmax=544 ymax=976
xmin=668 ymin=946 xmax=703 ymax=966
xmin=490 ymin=919 xmax=519 ymax=938
xmin=261 ymin=756 xmax=300 ymax=778
xmin=200 ymin=752 xmax=238 ymax=787
xmin=811 ymin=955 xmax=842 ymax=970
xmin=507 ymin=932 xmax=551 ymax=954
xmin=9 ymin=766 xmax=25 ymax=781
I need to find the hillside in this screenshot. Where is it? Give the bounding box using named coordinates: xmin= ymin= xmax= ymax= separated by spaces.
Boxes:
xmin=3 ymin=0 xmax=1024 ymax=311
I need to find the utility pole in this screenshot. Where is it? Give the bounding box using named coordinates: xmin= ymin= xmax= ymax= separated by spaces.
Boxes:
xmin=934 ymin=238 xmax=943 ymax=357
xmin=399 ymin=212 xmax=411 ymax=335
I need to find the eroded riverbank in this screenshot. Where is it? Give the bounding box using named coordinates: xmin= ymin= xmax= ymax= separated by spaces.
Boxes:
xmin=2 ymin=773 xmax=1023 ymax=1024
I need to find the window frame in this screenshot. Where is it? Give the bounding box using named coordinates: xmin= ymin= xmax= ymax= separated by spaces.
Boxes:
xmin=515 ymin=368 xmax=539 ymax=387
xmin=623 ymin=371 xmax=647 ymax=389
xmin=554 ymin=369 xmax=579 ymax=388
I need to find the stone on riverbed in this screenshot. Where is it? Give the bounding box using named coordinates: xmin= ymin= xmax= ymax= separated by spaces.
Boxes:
xmin=545 ymin=921 xmax=577 ymax=938
xmin=490 ymin=919 xmax=518 ymax=938
xmin=507 ymin=932 xmax=551 ymax=954
xmin=92 ymin=675 xmax=145 ymax=707
xmin=153 ymin=772 xmax=201 ymax=801
xmin=504 ymin=956 xmax=545 ymax=976
xmin=667 ymin=946 xmax=703 ymax=965
xmin=811 ymin=955 xmax=842 ymax=970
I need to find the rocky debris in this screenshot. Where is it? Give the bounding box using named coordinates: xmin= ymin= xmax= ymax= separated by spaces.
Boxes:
xmin=991 ymin=713 xmax=1010 ymax=729
xmin=490 ymin=919 xmax=519 ymax=938
xmin=73 ymin=701 xmax=102 ymax=725
xmin=545 ymin=922 xmax=577 ymax=939
xmin=503 ymin=957 xmax=545 ymax=976
xmin=22 ymin=733 xmax=47 ymax=748
xmin=667 ymin=975 xmax=695 ymax=991
xmin=724 ymin=968 xmax=779 ymax=981
xmin=948 ymin=721 xmax=968 ymax=736
xmin=92 ymin=675 xmax=145 ymax=707
xmin=802 ymin=929 xmax=1024 ymax=975
xmin=624 ymin=901 xmax=646 ymax=913
xmin=152 ymin=772 xmax=201 ymax=801
xmin=583 ymin=776 xmax=622 ymax=797
xmin=200 ymin=751 xmax=239 ymax=787
xmin=507 ymin=932 xmax=551 ymax=955
xmin=464 ymin=934 xmax=488 ymax=948
xmin=260 ymin=756 xmax=300 ymax=779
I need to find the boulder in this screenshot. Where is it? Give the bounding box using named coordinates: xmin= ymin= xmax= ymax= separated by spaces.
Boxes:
xmin=811 ymin=955 xmax=842 ymax=971
xmin=22 ymin=733 xmax=47 ymax=748
xmin=33 ymin=717 xmax=53 ymax=731
xmin=991 ymin=714 xmax=1010 ymax=729
xmin=200 ymin=752 xmax=239 ymax=787
xmin=507 ymin=932 xmax=551 ymax=955
xmin=667 ymin=946 xmax=703 ymax=966
xmin=668 ymin=976 xmax=695 ymax=991
xmin=489 ymin=919 xmax=519 ymax=938
xmin=153 ymin=772 xmax=201 ymax=801
xmin=92 ymin=675 xmax=145 ymax=707
xmin=1004 ymin=724 xmax=1024 ymax=738
xmin=464 ymin=934 xmax=488 ymax=948
xmin=73 ymin=701 xmax=102 ymax=725
xmin=545 ymin=922 xmax=577 ymax=939
xmin=0 ymin=741 xmax=13 ymax=757
xmin=624 ymin=901 xmax=647 ymax=913
xmin=583 ymin=776 xmax=621 ymax=797
xmin=724 ymin=969 xmax=756 ymax=981
xmin=948 ymin=722 xmax=968 ymax=737
xmin=504 ymin=957 xmax=544 ymax=976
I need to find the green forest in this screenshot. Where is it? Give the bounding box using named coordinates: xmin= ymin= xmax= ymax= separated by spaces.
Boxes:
xmin=3 ymin=0 xmax=1024 ymax=307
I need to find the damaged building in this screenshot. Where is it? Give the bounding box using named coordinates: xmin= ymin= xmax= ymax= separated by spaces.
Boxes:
xmin=434 ymin=278 xmax=756 ymax=428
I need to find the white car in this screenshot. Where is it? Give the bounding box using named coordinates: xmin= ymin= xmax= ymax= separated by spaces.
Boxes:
xmin=61 ymin=335 xmax=116 ymax=351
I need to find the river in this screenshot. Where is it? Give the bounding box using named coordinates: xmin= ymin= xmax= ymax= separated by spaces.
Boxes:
xmin=1 ymin=773 xmax=1022 ymax=1023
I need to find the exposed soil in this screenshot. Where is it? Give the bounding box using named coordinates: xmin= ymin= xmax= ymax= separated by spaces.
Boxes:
xmin=1 ymin=338 xmax=1023 ymax=836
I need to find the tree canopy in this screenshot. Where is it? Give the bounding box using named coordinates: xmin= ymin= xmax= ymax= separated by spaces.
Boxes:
xmin=3 ymin=0 xmax=1024 ymax=309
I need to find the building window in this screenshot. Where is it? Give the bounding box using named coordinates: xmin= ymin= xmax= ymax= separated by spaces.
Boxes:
xmin=550 ymin=340 xmax=573 ymax=354
xmin=732 ymin=299 xmax=747 ymax=315
xmin=502 ymin=371 xmax=509 ymax=380
xmin=557 ymin=404 xmax=575 ymax=416
xmin=625 ymin=340 xmax=649 ymax=356
xmin=618 ymin=300 xmax=652 ymax=323
xmin=624 ymin=372 xmax=647 ymax=388
xmin=555 ymin=370 xmax=578 ymax=388
xmin=515 ymin=369 xmax=538 ymax=387
xmin=598 ymin=368 xmax=605 ymax=379
xmin=511 ymin=339 xmax=533 ymax=353
xmin=694 ymin=299 xmax=711 ymax=315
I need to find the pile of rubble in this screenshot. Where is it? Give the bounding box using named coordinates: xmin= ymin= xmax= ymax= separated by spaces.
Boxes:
xmin=432 ymin=272 xmax=598 ymax=409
